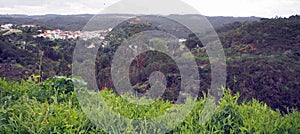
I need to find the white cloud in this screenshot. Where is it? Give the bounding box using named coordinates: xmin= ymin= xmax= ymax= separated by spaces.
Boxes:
xmin=0 ymin=0 xmax=119 ymax=15
xmin=0 ymin=0 xmax=299 ymax=17
xmin=183 ymin=0 xmax=300 ymax=17
xmin=101 ymin=0 xmax=198 ymax=15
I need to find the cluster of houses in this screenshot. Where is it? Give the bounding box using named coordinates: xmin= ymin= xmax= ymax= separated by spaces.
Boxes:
xmin=33 ymin=28 xmax=113 ymax=41
xmin=33 ymin=29 xmax=81 ymax=40
xmin=0 ymin=23 xmax=39 ymax=36
xmin=0 ymin=24 xmax=14 ymax=29
xmin=0 ymin=23 xmax=37 ymax=29
xmin=1 ymin=22 xmax=186 ymax=45
xmin=0 ymin=23 xmax=23 ymax=35
xmin=0 ymin=23 xmax=113 ymax=41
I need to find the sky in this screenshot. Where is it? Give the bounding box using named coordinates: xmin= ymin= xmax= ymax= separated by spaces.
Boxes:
xmin=0 ymin=0 xmax=299 ymax=18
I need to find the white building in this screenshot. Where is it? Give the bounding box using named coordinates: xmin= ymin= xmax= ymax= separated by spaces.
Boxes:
xmin=0 ymin=24 xmax=13 ymax=29
xmin=179 ymin=38 xmax=187 ymax=43
xmin=21 ymin=24 xmax=37 ymax=28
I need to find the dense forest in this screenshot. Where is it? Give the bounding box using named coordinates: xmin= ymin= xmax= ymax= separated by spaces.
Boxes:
xmin=0 ymin=14 xmax=299 ymax=115
xmin=94 ymin=15 xmax=300 ymax=114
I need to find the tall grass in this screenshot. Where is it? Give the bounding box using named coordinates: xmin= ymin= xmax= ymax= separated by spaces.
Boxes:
xmin=0 ymin=77 xmax=299 ymax=133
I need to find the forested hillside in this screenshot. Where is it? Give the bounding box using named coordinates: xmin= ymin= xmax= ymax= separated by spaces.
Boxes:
xmin=0 ymin=15 xmax=299 ymax=114
xmin=90 ymin=15 xmax=299 ymax=113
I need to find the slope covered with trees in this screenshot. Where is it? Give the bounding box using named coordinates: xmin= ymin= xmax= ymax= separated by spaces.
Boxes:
xmin=0 ymin=15 xmax=299 ymax=114
xmin=94 ymin=15 xmax=300 ymax=113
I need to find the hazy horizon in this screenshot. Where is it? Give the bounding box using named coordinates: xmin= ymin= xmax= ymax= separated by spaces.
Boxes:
xmin=1 ymin=13 xmax=298 ymax=19
xmin=0 ymin=13 xmax=265 ymax=17
xmin=0 ymin=0 xmax=299 ymax=18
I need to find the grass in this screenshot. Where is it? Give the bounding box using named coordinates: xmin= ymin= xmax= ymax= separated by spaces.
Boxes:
xmin=0 ymin=77 xmax=299 ymax=133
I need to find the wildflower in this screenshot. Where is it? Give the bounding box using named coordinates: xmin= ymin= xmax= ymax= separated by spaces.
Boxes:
xmin=64 ymin=118 xmax=69 ymax=126
xmin=240 ymin=47 xmax=246 ymax=51
xmin=41 ymin=121 xmax=49 ymax=125
xmin=74 ymin=115 xmax=78 ymax=119
xmin=101 ymin=86 xmax=106 ymax=90
xmin=38 ymin=112 xmax=43 ymax=115
xmin=65 ymin=121 xmax=69 ymax=127
xmin=250 ymin=45 xmax=257 ymax=51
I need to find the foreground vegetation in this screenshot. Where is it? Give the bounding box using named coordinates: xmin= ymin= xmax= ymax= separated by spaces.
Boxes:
xmin=0 ymin=77 xmax=299 ymax=133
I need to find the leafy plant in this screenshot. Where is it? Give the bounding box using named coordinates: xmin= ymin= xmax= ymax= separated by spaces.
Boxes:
xmin=0 ymin=77 xmax=299 ymax=133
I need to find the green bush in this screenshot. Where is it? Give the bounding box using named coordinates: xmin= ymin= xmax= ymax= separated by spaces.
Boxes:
xmin=0 ymin=77 xmax=299 ymax=133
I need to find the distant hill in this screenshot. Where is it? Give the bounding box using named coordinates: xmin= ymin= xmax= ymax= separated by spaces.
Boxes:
xmin=168 ymin=14 xmax=260 ymax=28
xmin=0 ymin=14 xmax=260 ymax=31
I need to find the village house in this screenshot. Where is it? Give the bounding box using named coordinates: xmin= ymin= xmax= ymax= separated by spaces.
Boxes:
xmin=129 ymin=16 xmax=149 ymax=25
xmin=179 ymin=38 xmax=187 ymax=43
xmin=21 ymin=24 xmax=37 ymax=28
xmin=0 ymin=24 xmax=14 ymax=29
xmin=34 ymin=29 xmax=80 ymax=40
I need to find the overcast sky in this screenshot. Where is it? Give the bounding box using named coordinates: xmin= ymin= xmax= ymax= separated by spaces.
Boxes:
xmin=0 ymin=0 xmax=299 ymax=18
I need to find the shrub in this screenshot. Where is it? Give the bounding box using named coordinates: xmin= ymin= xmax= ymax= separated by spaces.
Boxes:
xmin=0 ymin=78 xmax=299 ymax=133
